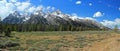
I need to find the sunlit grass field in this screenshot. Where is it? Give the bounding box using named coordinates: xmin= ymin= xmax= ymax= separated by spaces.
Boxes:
xmin=0 ymin=31 xmax=120 ymax=51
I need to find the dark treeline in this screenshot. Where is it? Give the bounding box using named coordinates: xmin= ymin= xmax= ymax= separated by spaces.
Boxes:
xmin=0 ymin=24 xmax=107 ymax=32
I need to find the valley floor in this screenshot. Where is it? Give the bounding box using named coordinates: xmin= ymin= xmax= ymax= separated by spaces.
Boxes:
xmin=0 ymin=31 xmax=120 ymax=51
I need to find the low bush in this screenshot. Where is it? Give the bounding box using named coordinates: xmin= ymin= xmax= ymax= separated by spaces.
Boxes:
xmin=0 ymin=37 xmax=20 ymax=49
xmin=0 ymin=40 xmax=19 ymax=48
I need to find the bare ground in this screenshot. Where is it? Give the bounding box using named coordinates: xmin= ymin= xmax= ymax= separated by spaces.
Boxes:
xmin=84 ymin=34 xmax=120 ymax=51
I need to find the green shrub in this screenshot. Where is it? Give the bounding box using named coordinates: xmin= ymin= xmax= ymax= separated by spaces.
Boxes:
xmin=0 ymin=40 xmax=19 ymax=48
xmin=4 ymin=28 xmax=11 ymax=37
xmin=51 ymin=47 xmax=59 ymax=51
xmin=28 ymin=47 xmax=45 ymax=51
xmin=5 ymin=40 xmax=20 ymax=47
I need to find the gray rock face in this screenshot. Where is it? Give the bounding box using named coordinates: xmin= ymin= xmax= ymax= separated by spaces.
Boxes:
xmin=3 ymin=11 xmax=24 ymax=24
xmin=26 ymin=14 xmax=48 ymax=24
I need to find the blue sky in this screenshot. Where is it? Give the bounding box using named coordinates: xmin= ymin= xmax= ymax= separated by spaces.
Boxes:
xmin=0 ymin=0 xmax=120 ymax=28
xmin=33 ymin=0 xmax=120 ymax=21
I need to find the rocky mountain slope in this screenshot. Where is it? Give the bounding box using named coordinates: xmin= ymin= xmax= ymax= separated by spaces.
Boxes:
xmin=2 ymin=9 xmax=108 ymax=30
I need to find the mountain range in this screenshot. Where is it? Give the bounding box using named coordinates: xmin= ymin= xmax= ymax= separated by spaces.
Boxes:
xmin=2 ymin=9 xmax=109 ymax=30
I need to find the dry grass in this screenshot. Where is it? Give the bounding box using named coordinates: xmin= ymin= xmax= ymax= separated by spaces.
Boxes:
xmin=1 ymin=31 xmax=119 ymax=51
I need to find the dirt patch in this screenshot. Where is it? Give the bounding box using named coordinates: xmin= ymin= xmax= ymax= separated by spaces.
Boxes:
xmin=85 ymin=35 xmax=120 ymax=51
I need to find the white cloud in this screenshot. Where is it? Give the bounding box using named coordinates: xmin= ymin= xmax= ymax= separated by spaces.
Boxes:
xmin=36 ymin=5 xmax=44 ymax=11
xmin=101 ymin=18 xmax=120 ymax=28
xmin=27 ymin=6 xmax=36 ymax=13
xmin=0 ymin=0 xmax=56 ymax=20
xmin=89 ymin=3 xmax=92 ymax=6
xmin=84 ymin=17 xmax=96 ymax=21
xmin=46 ymin=6 xmax=51 ymax=10
xmin=0 ymin=0 xmax=14 ymax=19
xmin=9 ymin=0 xmax=18 ymax=2
xmin=51 ymin=7 xmax=55 ymax=11
xmin=0 ymin=0 xmax=32 ymax=19
xmin=46 ymin=6 xmax=55 ymax=12
xmin=71 ymin=13 xmax=96 ymax=21
xmin=16 ymin=2 xmax=31 ymax=12
xmin=119 ymin=7 xmax=120 ymax=11
xmin=93 ymin=11 xmax=104 ymax=17
xmin=76 ymin=1 xmax=81 ymax=5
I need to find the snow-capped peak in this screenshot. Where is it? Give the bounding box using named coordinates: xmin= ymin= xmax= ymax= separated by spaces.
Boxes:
xmin=69 ymin=15 xmax=79 ymax=21
xmin=23 ymin=17 xmax=30 ymax=21
xmin=12 ymin=11 xmax=21 ymax=18
xmin=34 ymin=12 xmax=39 ymax=15
xmin=51 ymin=9 xmax=61 ymax=15
xmin=33 ymin=10 xmax=44 ymax=16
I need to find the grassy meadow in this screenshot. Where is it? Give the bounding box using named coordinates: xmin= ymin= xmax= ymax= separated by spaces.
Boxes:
xmin=0 ymin=31 xmax=120 ymax=51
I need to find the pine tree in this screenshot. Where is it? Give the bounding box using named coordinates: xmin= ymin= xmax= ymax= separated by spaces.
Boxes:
xmin=0 ymin=17 xmax=3 ymax=34
xmin=5 ymin=27 xmax=11 ymax=37
xmin=114 ymin=25 xmax=119 ymax=32
xmin=71 ymin=26 xmax=73 ymax=31
xmin=0 ymin=25 xmax=2 ymax=34
xmin=59 ymin=25 xmax=63 ymax=31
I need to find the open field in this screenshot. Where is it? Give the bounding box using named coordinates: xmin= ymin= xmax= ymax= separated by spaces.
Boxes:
xmin=0 ymin=31 xmax=120 ymax=51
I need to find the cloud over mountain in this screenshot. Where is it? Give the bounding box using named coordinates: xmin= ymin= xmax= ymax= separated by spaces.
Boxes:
xmin=101 ymin=18 xmax=120 ymax=28
xmin=93 ymin=11 xmax=104 ymax=17
xmin=0 ymin=0 xmax=55 ymax=20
